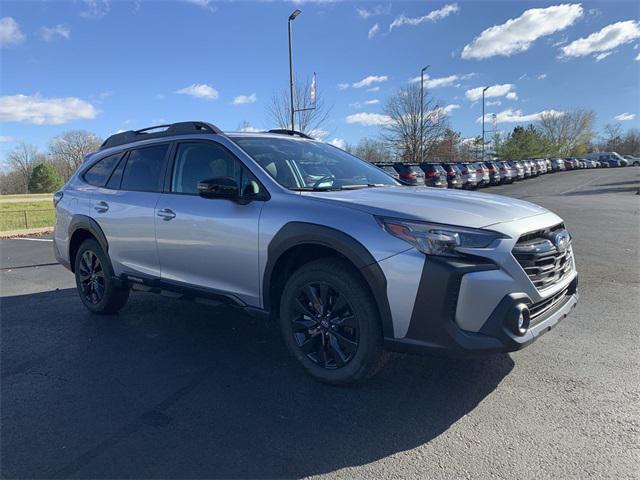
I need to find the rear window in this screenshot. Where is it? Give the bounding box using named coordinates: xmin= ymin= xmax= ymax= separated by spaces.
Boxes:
xmin=121 ymin=144 xmax=169 ymax=192
xmin=83 ymin=153 xmax=122 ymax=187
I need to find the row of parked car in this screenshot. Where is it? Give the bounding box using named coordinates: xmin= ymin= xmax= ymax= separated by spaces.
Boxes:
xmin=377 ymin=154 xmax=639 ymax=189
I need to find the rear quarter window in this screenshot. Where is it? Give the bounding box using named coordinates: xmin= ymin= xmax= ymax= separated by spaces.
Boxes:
xmin=83 ymin=153 xmax=122 ymax=187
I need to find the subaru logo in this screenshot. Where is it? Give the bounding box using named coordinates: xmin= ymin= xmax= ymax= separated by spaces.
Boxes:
xmin=549 ymin=229 xmax=570 ymax=252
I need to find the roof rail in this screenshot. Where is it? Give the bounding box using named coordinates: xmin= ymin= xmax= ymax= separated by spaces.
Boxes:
xmin=267 ymin=129 xmax=314 ymax=140
xmin=100 ymin=121 xmax=223 ymax=150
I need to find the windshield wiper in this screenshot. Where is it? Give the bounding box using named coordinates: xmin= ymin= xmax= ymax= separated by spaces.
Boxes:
xmin=291 ymin=183 xmax=389 ymax=192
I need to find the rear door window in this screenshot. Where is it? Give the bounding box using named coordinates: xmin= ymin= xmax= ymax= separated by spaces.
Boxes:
xmin=121 ymin=144 xmax=169 ymax=192
xmin=83 ymin=153 xmax=122 ymax=187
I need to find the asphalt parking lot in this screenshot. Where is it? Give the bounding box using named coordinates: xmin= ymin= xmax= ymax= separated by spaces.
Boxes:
xmin=1 ymin=168 xmax=639 ymax=479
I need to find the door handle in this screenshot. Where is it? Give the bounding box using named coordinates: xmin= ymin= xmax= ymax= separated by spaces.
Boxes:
xmin=94 ymin=201 xmax=109 ymax=213
xmin=157 ymin=208 xmax=176 ymax=221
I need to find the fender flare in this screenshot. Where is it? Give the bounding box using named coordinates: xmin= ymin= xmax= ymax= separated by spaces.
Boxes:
xmin=68 ymin=214 xmax=109 ymax=259
xmin=263 ymin=222 xmax=394 ymax=338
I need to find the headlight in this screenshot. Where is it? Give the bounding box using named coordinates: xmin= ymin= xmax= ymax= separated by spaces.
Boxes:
xmin=377 ymin=217 xmax=505 ymax=257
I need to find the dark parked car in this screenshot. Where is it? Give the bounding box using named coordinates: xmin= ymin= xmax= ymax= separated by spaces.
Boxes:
xmin=378 ymin=164 xmax=400 ymax=180
xmin=441 ymin=163 xmax=464 ymax=188
xmin=483 ymin=161 xmax=502 ymax=185
xmin=392 ymin=163 xmax=424 ymax=185
xmin=419 ymin=163 xmax=448 ymax=188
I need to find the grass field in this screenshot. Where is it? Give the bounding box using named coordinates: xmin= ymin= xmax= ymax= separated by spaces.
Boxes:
xmin=0 ymin=193 xmax=52 ymax=200
xmin=0 ymin=200 xmax=54 ymax=231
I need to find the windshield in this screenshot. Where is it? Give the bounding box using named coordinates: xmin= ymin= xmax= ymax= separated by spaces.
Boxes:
xmin=231 ymin=136 xmax=399 ymax=190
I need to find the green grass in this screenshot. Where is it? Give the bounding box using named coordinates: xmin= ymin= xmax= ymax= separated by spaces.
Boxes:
xmin=0 ymin=193 xmax=52 ymax=200
xmin=0 ymin=200 xmax=54 ymax=231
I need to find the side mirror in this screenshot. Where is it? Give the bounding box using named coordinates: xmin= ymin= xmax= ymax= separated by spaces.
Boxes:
xmin=197 ymin=177 xmax=239 ymax=200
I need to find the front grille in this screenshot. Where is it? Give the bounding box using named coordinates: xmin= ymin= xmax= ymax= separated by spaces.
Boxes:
xmin=528 ymin=286 xmax=571 ymax=326
xmin=512 ymin=223 xmax=573 ymax=290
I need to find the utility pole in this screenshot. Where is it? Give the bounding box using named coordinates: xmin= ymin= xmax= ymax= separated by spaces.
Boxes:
xmin=420 ymin=65 xmax=430 ymax=163
xmin=288 ymin=9 xmax=301 ymax=131
xmin=481 ymin=86 xmax=489 ymax=162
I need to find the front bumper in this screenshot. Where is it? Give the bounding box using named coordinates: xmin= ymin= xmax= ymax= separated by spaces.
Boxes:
xmin=383 ymin=255 xmax=578 ymax=357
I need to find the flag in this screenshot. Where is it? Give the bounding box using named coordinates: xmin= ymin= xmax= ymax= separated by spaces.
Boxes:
xmin=492 ymin=113 xmax=497 ymax=130
xmin=311 ymin=72 xmax=317 ymax=106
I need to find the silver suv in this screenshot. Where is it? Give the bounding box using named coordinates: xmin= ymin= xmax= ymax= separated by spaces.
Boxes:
xmin=53 ymin=121 xmax=579 ymax=384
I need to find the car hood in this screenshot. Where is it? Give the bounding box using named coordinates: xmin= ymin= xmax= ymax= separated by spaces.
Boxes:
xmin=301 ymin=186 xmax=549 ymax=229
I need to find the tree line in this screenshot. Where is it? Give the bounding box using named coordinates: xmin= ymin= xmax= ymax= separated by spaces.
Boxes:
xmin=2 ymin=81 xmax=638 ymax=194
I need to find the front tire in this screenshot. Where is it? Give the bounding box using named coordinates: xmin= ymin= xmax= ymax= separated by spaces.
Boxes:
xmin=74 ymin=238 xmax=129 ymax=314
xmin=279 ymin=258 xmax=386 ymax=385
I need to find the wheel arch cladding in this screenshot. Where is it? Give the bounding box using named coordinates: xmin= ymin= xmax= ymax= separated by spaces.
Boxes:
xmin=263 ymin=222 xmax=394 ymax=338
xmin=68 ymin=215 xmax=109 ymax=273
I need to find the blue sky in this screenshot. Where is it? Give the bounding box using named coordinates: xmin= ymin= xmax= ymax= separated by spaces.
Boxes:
xmin=1 ymin=0 xmax=639 ymax=160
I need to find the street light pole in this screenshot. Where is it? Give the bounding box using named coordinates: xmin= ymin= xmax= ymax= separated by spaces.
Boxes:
xmin=288 ymin=9 xmax=301 ymax=132
xmin=420 ymin=65 xmax=430 ymax=163
xmin=481 ymin=86 xmax=489 ymax=162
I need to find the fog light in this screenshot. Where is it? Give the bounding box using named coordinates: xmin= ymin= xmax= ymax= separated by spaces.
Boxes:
xmin=512 ymin=304 xmax=530 ymax=336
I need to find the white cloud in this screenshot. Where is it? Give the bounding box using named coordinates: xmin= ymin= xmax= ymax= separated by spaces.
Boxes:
xmin=505 ymin=92 xmax=518 ymax=100
xmin=40 ymin=25 xmax=71 ymax=42
xmin=518 ymin=73 xmax=528 ymax=80
xmin=175 ymin=83 xmax=219 ymax=100
xmin=636 ymin=52 xmax=640 ymax=61
xmin=462 ymin=4 xmax=583 ymax=60
xmin=364 ymin=99 xmax=380 ymax=105
xmin=357 ymin=4 xmax=391 ymax=19
xmin=537 ymin=73 xmax=547 ymax=80
xmin=0 ymin=94 xmax=98 ymax=125
xmin=594 ymin=51 xmax=612 ymax=62
xmin=337 ymin=83 xmax=349 ymax=90
xmin=476 ymin=108 xmax=564 ymax=124
xmin=0 ymin=135 xmax=15 ymax=143
xmin=367 ymin=86 xmax=381 ymax=92
xmin=232 ymin=93 xmax=257 ymax=105
xmin=184 ymin=0 xmax=217 ymax=12
xmin=368 ymin=23 xmax=380 ymax=39
xmin=560 ymin=20 xmax=640 ymax=59
xmin=486 ymin=100 xmax=502 ymax=106
xmin=441 ymin=104 xmax=460 ymax=114
xmin=329 ymin=138 xmax=347 ymax=149
xmin=614 ymin=112 xmax=636 ymax=121
xmin=80 ymin=0 xmax=110 ymax=19
xmin=465 ymin=84 xmax=517 ymax=101
xmin=352 ymin=75 xmax=388 ymax=88
xmin=345 ymin=112 xmax=393 ymax=126
xmin=0 ymin=17 xmax=26 ymax=47
xmin=409 ymin=73 xmax=475 ymax=89
xmin=390 ymin=3 xmax=459 ymax=31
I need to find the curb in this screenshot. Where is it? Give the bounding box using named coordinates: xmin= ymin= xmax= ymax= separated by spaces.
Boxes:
xmin=0 ymin=227 xmax=53 ymax=239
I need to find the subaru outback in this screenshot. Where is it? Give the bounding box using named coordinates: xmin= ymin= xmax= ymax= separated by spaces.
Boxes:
xmin=53 ymin=121 xmax=579 ymax=384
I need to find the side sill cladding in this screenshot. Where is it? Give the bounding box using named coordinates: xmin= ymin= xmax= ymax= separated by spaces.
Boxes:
xmin=263 ymin=222 xmax=395 ymax=338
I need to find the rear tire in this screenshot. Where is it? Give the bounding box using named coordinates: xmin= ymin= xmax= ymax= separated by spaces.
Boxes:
xmin=279 ymin=258 xmax=386 ymax=385
xmin=74 ymin=238 xmax=129 ymax=314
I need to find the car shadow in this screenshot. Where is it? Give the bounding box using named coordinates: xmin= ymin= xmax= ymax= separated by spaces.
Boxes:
xmin=563 ymin=185 xmax=640 ymax=196
xmin=594 ymin=179 xmax=640 ymax=187
xmin=1 ymin=289 xmax=513 ymax=479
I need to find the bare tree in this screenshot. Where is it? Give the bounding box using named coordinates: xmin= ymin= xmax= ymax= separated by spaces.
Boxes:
xmin=49 ymin=130 xmax=102 ymax=181
xmin=353 ymin=137 xmax=393 ymax=163
xmin=382 ymin=83 xmax=449 ymax=163
xmin=267 ymin=76 xmax=332 ymax=137
xmin=538 ymin=109 xmax=595 ymax=157
xmin=7 ymin=143 xmax=42 ymax=193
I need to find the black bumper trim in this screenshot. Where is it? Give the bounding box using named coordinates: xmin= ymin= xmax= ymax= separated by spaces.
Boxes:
xmin=387 ymin=256 xmax=578 ymax=357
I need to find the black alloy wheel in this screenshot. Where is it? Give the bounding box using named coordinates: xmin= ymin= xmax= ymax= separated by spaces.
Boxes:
xmin=291 ymin=282 xmax=359 ymax=369
xmin=78 ymin=249 xmax=105 ymax=304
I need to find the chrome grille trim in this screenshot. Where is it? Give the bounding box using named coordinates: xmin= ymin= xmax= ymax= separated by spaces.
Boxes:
xmin=512 ymin=223 xmax=574 ymax=290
